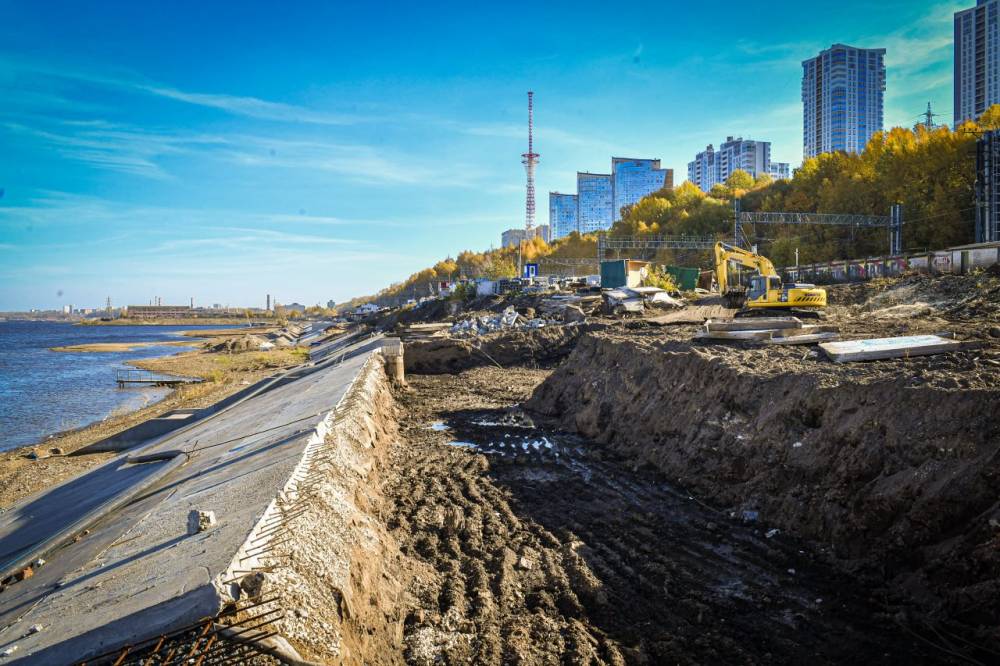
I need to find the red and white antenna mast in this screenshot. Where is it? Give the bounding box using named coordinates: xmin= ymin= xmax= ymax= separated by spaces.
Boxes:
xmin=521 ymin=91 xmax=539 ymax=233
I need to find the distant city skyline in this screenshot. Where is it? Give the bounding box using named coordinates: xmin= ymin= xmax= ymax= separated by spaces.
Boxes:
xmin=0 ymin=1 xmax=967 ymax=310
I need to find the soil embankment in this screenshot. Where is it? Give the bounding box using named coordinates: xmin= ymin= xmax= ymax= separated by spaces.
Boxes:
xmin=404 ymin=324 xmax=587 ymax=374
xmin=261 ymin=355 xmax=409 ymax=664
xmin=526 ymin=329 xmax=1000 ymax=650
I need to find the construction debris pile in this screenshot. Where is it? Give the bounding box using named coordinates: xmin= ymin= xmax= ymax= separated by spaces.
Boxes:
xmin=208 ymin=334 xmax=271 ymax=353
xmin=603 ymin=287 xmax=686 ymax=315
xmin=265 ymin=324 xmax=304 ymax=347
xmin=206 ymin=323 xmax=305 ymax=353
xmin=536 ymin=294 xmax=602 ymax=319
xmin=449 ymin=307 xmax=552 ymax=338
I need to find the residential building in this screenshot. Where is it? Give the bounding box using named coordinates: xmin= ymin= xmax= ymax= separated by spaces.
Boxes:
xmin=955 ymin=0 xmax=1000 ymax=126
xmin=976 ymin=129 xmax=1000 ymax=242
xmin=549 ymin=192 xmax=578 ymax=239
xmin=688 ymin=137 xmax=787 ymax=192
xmin=688 ymin=144 xmax=716 ymax=192
xmin=501 ymin=225 xmax=550 ymax=248
xmin=501 ymin=228 xmax=529 ymax=248
xmin=611 ymin=158 xmax=673 ymax=221
xmin=802 ymin=44 xmax=886 ymax=158
xmin=768 ymin=162 xmax=791 ymax=180
xmin=577 ymin=172 xmax=613 ymax=234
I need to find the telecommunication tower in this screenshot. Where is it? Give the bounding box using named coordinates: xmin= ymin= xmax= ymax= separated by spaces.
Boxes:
xmin=522 ymin=91 xmax=539 ymax=233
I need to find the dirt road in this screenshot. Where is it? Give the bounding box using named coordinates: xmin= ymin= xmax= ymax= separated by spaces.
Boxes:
xmin=385 ymin=366 xmax=945 ymax=664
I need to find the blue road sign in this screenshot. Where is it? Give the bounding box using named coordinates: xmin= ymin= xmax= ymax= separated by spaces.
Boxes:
xmin=523 ymin=263 xmax=538 ymax=279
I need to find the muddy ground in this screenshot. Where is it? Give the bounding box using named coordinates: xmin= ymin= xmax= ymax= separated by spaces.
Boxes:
xmin=382 ymin=365 xmax=953 ymax=664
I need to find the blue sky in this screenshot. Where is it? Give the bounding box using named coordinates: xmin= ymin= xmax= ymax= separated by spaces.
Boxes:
xmin=0 ymin=0 xmax=963 ymax=310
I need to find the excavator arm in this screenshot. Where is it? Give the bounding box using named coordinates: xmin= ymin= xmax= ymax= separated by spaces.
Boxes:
xmin=714 ymin=242 xmax=777 ymax=294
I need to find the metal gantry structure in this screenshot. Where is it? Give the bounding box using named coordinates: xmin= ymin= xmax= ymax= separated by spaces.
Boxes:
xmin=597 ymin=234 xmax=717 ymax=255
xmin=590 ymin=203 xmax=904 ymax=267
xmin=736 ymin=202 xmax=904 ymax=256
xmin=596 ymin=233 xmax=718 ymax=263
xmin=521 ymin=91 xmax=539 ymax=234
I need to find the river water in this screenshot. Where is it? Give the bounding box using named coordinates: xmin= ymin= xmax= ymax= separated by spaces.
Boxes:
xmin=0 ymin=321 xmax=225 ymax=452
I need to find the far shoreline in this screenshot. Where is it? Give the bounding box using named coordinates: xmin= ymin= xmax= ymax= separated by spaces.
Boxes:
xmin=77 ymin=317 xmax=275 ymax=326
xmin=49 ymin=340 xmax=195 ymax=353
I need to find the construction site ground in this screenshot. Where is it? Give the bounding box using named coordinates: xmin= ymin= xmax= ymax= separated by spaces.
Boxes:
xmin=369 ymin=270 xmax=1000 ymax=664
xmin=384 ymin=365 xmax=948 ymax=664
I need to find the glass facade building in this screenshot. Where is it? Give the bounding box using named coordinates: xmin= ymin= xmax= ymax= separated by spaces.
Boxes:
xmin=611 ymin=158 xmax=673 ymax=221
xmin=802 ymin=44 xmax=885 ymax=158
xmin=576 ymin=172 xmax=614 ymax=234
xmin=687 ymin=137 xmax=787 ymax=192
xmin=549 ymin=192 xmax=579 ymax=239
xmin=955 ymin=0 xmax=1000 ymax=127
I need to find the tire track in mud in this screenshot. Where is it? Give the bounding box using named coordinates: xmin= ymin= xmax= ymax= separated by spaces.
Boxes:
xmin=384 ymin=367 xmax=950 ymax=665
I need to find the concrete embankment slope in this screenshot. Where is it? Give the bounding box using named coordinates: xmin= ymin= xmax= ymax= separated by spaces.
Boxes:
xmin=0 ymin=334 xmax=386 ymax=663
xmin=525 ymin=330 xmax=1000 ymax=640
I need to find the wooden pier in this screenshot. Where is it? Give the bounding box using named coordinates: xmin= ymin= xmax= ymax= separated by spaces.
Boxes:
xmin=115 ymin=369 xmax=200 ymax=388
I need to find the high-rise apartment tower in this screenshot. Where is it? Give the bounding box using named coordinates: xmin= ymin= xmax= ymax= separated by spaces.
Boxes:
xmin=955 ymin=0 xmax=1000 ymax=126
xmin=802 ymin=44 xmax=885 ymax=158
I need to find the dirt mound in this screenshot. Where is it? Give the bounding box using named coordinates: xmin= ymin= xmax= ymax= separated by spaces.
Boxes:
xmin=828 ymin=272 xmax=1000 ymax=331
xmin=525 ymin=331 xmax=1000 ymax=653
xmin=404 ymin=324 xmax=588 ymax=374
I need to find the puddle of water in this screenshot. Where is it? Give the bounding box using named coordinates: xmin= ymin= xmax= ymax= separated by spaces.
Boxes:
xmin=428 ymin=421 xmax=450 ymax=432
xmin=445 ymin=441 xmax=479 ymax=449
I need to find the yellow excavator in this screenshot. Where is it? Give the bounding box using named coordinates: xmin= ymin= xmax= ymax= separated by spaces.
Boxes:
xmin=714 ymin=242 xmax=827 ymax=315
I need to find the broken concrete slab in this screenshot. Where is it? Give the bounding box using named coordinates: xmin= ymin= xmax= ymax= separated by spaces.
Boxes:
xmin=766 ymin=332 xmax=840 ymax=345
xmin=705 ymin=317 xmax=802 ymax=331
xmin=819 ymin=334 xmax=981 ymax=363
xmin=772 ymin=325 xmax=840 ymax=338
xmin=696 ymin=323 xmax=841 ymax=344
xmin=694 ymin=329 xmax=776 ymax=341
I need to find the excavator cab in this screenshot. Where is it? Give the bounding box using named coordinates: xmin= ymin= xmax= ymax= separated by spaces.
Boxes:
xmin=747 ymin=275 xmax=781 ymax=302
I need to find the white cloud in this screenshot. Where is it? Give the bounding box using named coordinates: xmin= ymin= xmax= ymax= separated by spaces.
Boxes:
xmin=0 ymin=54 xmax=364 ymax=126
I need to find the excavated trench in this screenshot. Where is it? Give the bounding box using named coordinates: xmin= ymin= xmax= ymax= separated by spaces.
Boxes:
xmin=379 ymin=364 xmax=975 ymax=665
